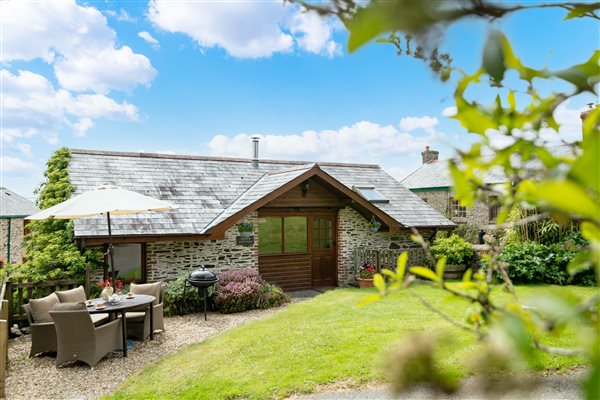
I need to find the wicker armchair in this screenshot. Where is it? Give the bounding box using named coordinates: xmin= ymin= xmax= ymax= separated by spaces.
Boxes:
xmin=22 ymin=303 xmax=56 ymax=357
xmin=50 ymin=309 xmax=122 ymax=367
xmin=126 ymin=283 xmax=165 ymax=340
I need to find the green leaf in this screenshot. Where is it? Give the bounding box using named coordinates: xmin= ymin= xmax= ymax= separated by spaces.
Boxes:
xmin=482 ymin=30 xmax=506 ymax=82
xmin=462 ymin=268 xmax=473 ymax=282
xmin=527 ymin=180 xmax=600 ymax=223
xmin=564 ymin=3 xmax=600 ymax=20
xmin=373 ymin=274 xmax=386 ymax=293
xmin=436 ymin=257 xmax=447 ymax=280
xmin=555 ymin=51 xmax=600 ymax=93
xmin=410 ymin=267 xmax=440 ymax=282
xmin=358 ymin=294 xmax=382 ymax=308
xmin=397 ymin=251 xmax=408 ymax=281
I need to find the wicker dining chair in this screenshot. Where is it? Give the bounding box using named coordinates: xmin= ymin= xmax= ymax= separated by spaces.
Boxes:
xmin=50 ymin=307 xmax=122 ymax=367
xmin=126 ymin=282 xmax=165 ymax=340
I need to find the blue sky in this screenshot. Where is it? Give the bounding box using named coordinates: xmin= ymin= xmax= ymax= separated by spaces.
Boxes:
xmin=1 ymin=1 xmax=598 ymax=200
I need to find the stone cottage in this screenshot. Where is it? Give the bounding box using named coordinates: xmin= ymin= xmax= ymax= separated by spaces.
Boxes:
xmin=402 ymin=144 xmax=578 ymax=232
xmin=401 ymin=146 xmax=505 ymax=229
xmin=65 ymin=147 xmax=454 ymax=291
xmin=1 ymin=187 xmax=39 ymax=265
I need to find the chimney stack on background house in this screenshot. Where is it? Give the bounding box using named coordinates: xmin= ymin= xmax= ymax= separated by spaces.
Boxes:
xmin=421 ymin=145 xmax=439 ymax=164
xmin=251 ymin=137 xmax=260 ymax=168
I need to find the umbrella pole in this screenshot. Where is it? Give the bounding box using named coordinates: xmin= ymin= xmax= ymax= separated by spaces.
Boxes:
xmin=107 ymin=212 xmax=117 ymax=289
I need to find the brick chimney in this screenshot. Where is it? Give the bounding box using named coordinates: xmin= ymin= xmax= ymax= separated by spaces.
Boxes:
xmin=421 ymin=145 xmax=439 ymax=164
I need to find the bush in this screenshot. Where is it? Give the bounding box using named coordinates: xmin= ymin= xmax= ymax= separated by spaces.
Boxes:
xmin=257 ymin=283 xmax=289 ymax=309
xmin=163 ymin=272 xmax=212 ymax=316
xmin=214 ymin=269 xmax=263 ymax=314
xmin=453 ymin=224 xmax=479 ymax=244
xmin=430 ymin=234 xmax=474 ymax=265
xmin=492 ymin=242 xmax=595 ymax=286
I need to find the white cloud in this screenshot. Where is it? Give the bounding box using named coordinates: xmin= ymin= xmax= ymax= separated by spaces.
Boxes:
xmin=1 ymin=69 xmax=139 ymax=141
xmin=486 ymin=100 xmax=583 ymax=150
xmin=399 ymin=116 xmax=439 ymax=133
xmin=1 ymin=0 xmax=156 ymax=93
xmin=105 ymin=9 xmax=137 ymax=23
xmin=70 ymin=118 xmax=94 ymax=137
xmin=207 ymin=120 xmax=437 ymax=163
xmin=291 ymin=11 xmax=341 ymax=57
xmin=148 ymin=1 xmax=293 ymax=58
xmin=147 ymin=1 xmax=341 ymax=59
xmin=442 ymin=106 xmax=457 ymax=117
xmin=138 ymin=31 xmax=161 ymax=50
xmin=1 ymin=156 xmax=37 ymax=173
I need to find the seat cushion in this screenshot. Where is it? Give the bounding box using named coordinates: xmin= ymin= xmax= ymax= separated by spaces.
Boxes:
xmin=125 ymin=311 xmax=147 ymax=322
xmin=28 ymin=293 xmax=60 ymax=323
xmin=130 ymin=282 xmax=161 ymax=306
xmin=51 ymin=302 xmax=86 ymax=311
xmin=55 ymin=286 xmax=87 ymax=303
xmin=91 ymin=314 xmax=109 ymax=326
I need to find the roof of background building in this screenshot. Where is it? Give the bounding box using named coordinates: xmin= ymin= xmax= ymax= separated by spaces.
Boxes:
xmin=0 ymin=187 xmax=39 ymax=217
xmin=67 ymin=149 xmax=454 ymax=237
xmin=402 ymin=145 xmax=577 ymax=190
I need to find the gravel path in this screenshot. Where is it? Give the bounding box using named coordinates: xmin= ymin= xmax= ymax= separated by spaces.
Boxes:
xmin=6 ymin=308 xmax=280 ymax=400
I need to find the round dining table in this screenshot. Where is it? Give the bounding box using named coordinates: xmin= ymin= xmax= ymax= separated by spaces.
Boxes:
xmin=87 ymin=294 xmax=155 ymax=357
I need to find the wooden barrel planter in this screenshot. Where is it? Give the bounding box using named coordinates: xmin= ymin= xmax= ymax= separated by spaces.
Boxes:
xmin=444 ymin=264 xmax=467 ymax=279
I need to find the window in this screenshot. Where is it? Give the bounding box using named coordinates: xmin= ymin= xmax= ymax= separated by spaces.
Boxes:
xmin=258 ymin=216 xmax=308 ymax=254
xmin=448 ymin=197 xmax=467 ymax=219
xmin=488 ymin=196 xmax=500 ymax=222
xmin=313 ymin=218 xmax=334 ymax=249
xmin=111 ymin=243 xmax=145 ymax=282
xmin=353 ymin=186 xmax=389 ymax=203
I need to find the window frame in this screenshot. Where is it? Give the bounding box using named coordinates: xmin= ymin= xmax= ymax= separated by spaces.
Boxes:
xmin=103 ymin=243 xmax=147 ymax=283
xmin=258 ymin=215 xmax=309 ymax=255
xmin=352 ymin=186 xmax=389 ymax=203
xmin=448 ymin=197 xmax=467 ymax=220
xmin=488 ymin=196 xmax=500 ymax=223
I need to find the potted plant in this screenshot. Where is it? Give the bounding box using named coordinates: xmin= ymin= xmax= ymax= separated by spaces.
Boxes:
xmin=430 ymin=233 xmax=474 ymax=279
xmin=356 ymin=263 xmax=377 ymax=288
xmin=237 ymin=222 xmax=254 ymax=236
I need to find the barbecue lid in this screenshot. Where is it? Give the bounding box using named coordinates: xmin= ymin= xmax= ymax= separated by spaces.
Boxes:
xmin=188 ymin=266 xmax=218 ymax=282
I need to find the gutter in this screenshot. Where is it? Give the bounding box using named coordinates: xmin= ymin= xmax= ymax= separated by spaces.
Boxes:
xmin=410 ymin=186 xmax=450 ymax=192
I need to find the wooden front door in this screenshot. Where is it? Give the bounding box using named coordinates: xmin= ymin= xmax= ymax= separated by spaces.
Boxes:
xmin=311 ymin=216 xmax=337 ymax=287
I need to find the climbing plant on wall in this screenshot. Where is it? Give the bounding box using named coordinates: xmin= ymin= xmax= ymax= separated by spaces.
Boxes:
xmin=19 ymin=148 xmax=102 ymax=281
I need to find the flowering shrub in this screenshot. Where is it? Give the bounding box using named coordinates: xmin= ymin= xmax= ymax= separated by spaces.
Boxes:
xmin=214 ymin=269 xmax=264 ymax=314
xmin=358 ymin=263 xmax=377 ymax=279
xmin=214 ymin=269 xmax=289 ymax=313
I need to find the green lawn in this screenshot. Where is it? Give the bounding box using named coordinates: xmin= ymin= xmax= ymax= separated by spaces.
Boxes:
xmin=108 ymin=285 xmax=596 ymax=400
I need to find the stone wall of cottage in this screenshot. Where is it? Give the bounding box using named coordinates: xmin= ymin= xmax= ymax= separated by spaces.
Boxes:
xmin=0 ymin=218 xmax=27 ymax=265
xmin=146 ymin=213 xmax=258 ymax=282
xmin=337 ymin=207 xmax=431 ymax=285
xmin=414 ymin=190 xmax=491 ymax=230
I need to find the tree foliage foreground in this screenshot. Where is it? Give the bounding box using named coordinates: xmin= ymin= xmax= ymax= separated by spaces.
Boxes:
xmin=299 ymin=0 xmax=600 ymax=398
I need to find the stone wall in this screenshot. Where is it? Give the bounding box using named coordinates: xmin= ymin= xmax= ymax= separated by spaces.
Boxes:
xmin=0 ymin=218 xmax=27 ymax=265
xmin=146 ymin=213 xmax=258 ymax=282
xmin=337 ymin=207 xmax=431 ymax=285
xmin=414 ymin=190 xmax=492 ymax=229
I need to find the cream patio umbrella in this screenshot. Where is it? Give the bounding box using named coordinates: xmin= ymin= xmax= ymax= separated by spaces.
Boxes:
xmin=26 ymin=185 xmax=174 ymax=288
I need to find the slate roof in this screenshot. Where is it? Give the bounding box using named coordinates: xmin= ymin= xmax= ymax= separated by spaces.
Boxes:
xmin=401 ymin=160 xmax=506 ymax=189
xmin=0 ymin=187 xmax=39 ymax=217
xmin=402 ymin=145 xmax=577 ymax=190
xmin=67 ymin=149 xmax=454 ymax=238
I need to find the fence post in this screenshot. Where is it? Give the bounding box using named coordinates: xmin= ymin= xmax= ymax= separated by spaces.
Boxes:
xmin=5 ymin=281 xmax=11 ymax=334
xmin=0 ymin=297 xmax=8 ymax=398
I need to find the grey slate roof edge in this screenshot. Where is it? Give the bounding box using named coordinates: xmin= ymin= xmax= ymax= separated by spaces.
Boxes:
xmin=69 ymin=148 xmax=381 ymax=169
xmin=202 ymin=170 xmax=270 ymax=232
